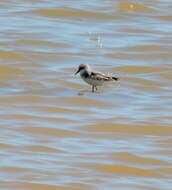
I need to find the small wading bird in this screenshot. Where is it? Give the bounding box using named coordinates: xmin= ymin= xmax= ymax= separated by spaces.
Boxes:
xmin=75 ymin=64 xmax=119 ymax=92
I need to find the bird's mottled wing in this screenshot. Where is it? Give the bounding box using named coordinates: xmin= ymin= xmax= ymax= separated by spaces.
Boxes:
xmin=90 ymin=72 xmax=112 ymax=81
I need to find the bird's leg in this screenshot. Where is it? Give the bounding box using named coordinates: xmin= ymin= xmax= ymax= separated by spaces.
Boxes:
xmin=95 ymin=86 xmax=98 ymax=91
xmin=92 ymin=85 xmax=95 ymax=92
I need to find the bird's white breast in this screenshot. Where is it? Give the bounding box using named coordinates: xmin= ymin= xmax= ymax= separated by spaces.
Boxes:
xmin=81 ymin=74 xmax=104 ymax=86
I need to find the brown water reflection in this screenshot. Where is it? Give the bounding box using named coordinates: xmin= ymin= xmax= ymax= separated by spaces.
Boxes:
xmin=0 ymin=0 xmax=172 ymax=190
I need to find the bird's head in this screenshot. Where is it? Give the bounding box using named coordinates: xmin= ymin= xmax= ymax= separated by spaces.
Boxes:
xmin=75 ymin=64 xmax=90 ymax=75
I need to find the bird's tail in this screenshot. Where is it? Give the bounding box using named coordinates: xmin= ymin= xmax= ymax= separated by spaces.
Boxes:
xmin=112 ymin=76 xmax=119 ymax=81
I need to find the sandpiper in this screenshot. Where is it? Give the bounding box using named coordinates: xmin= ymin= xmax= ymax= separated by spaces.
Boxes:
xmin=75 ymin=64 xmax=119 ymax=92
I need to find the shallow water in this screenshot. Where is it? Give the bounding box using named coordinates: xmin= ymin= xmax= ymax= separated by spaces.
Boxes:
xmin=0 ymin=1 xmax=172 ymax=190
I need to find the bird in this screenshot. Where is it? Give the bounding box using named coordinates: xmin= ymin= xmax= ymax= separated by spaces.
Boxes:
xmin=75 ymin=64 xmax=119 ymax=92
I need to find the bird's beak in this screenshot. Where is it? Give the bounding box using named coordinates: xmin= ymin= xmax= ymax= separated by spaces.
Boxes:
xmin=75 ymin=68 xmax=80 ymax=75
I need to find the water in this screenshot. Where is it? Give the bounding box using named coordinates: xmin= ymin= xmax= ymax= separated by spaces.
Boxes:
xmin=0 ymin=1 xmax=172 ymax=190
